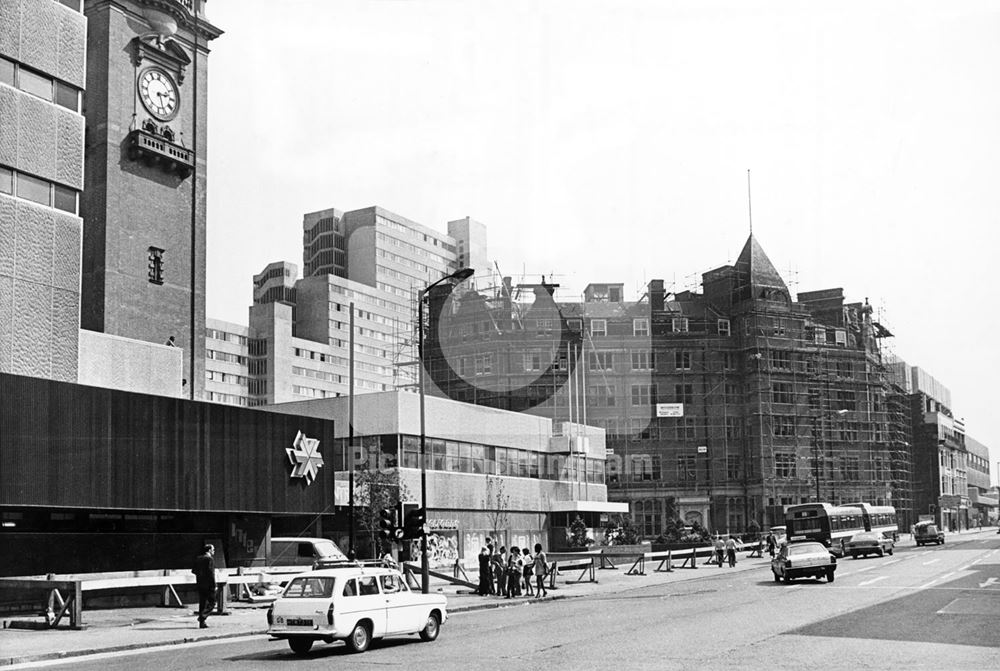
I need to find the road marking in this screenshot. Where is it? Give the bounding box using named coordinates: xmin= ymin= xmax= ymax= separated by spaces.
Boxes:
xmin=858 ymin=576 xmax=888 ymax=586
xmin=855 ymin=565 xmax=877 ymax=573
xmin=882 ymin=559 xmax=901 ymax=566
xmin=979 ymin=577 xmax=999 ymax=589
xmin=919 ymin=571 xmax=955 ymax=589
xmin=922 ymin=558 xmax=940 ymax=565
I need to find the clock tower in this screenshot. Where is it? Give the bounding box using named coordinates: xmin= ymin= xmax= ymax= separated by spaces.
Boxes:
xmin=80 ymin=0 xmax=221 ymax=399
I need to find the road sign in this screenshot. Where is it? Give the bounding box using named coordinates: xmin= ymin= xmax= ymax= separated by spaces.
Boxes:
xmin=656 ymin=403 xmax=684 ymax=418
xmin=697 ymin=445 xmax=707 ymax=454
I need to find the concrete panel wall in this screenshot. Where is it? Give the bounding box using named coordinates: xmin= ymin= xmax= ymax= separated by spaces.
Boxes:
xmin=0 ymin=0 xmax=87 ymax=90
xmin=78 ymin=329 xmax=183 ymax=397
xmin=0 ymin=195 xmax=81 ymax=382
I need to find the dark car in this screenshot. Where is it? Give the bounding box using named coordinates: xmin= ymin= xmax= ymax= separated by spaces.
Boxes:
xmin=914 ymin=522 xmax=944 ymax=546
xmin=844 ymin=531 xmax=894 ymax=558
xmin=771 ymin=541 xmax=836 ymax=584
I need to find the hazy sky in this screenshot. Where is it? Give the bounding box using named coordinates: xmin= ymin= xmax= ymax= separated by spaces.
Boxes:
xmin=204 ymin=1 xmax=1000 ymax=481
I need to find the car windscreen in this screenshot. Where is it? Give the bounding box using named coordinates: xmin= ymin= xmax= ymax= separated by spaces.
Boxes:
xmin=314 ymin=540 xmax=349 ymax=561
xmin=283 ymin=576 xmax=336 ymax=599
xmin=788 ymin=544 xmax=824 ymax=556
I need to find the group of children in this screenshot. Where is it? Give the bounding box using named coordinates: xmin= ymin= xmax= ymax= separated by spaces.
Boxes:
xmin=477 ymin=541 xmax=548 ymax=598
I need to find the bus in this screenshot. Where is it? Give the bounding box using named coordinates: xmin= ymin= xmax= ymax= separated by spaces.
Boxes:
xmin=841 ymin=503 xmax=899 ymax=541
xmin=784 ymin=503 xmax=865 ymax=557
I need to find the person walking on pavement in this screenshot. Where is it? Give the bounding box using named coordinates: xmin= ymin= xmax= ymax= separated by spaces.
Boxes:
xmin=493 ymin=546 xmax=507 ymax=596
xmin=192 ymin=544 xmax=216 ymax=628
xmin=506 ymin=547 xmax=523 ymax=598
xmin=533 ymin=543 xmax=548 ymax=598
xmin=725 ymin=535 xmax=738 ymax=567
xmin=713 ymin=536 xmax=725 ymax=567
xmin=766 ymin=532 xmax=777 ymax=558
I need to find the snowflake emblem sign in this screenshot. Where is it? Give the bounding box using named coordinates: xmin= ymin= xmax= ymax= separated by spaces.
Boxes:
xmin=286 ymin=431 xmax=324 ymax=485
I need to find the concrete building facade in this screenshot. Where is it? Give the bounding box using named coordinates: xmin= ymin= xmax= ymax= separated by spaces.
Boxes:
xmin=0 ymin=0 xmax=87 ymax=382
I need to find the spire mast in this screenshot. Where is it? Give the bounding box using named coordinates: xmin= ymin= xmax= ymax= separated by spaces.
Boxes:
xmin=747 ymin=168 xmax=753 ymax=235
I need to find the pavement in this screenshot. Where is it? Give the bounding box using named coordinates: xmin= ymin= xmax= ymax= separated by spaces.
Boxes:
xmin=1 ymin=529 xmax=993 ymax=667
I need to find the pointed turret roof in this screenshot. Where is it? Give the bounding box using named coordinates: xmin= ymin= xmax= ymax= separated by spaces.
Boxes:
xmin=734 ymin=234 xmax=789 ymax=299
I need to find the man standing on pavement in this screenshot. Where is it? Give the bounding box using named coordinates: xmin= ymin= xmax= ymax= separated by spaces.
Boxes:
xmin=725 ymin=535 xmax=738 ymax=567
xmin=192 ymin=544 xmax=217 ymax=628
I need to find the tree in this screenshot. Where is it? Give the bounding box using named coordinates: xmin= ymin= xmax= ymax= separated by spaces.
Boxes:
xmin=483 ymin=473 xmax=510 ymax=544
xmin=353 ymin=467 xmax=412 ymax=559
xmin=602 ymin=514 xmax=641 ymax=546
xmin=568 ymin=515 xmax=594 ymax=548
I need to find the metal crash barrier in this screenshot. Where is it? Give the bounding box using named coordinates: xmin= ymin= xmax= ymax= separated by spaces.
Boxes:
xmin=625 ymin=550 xmax=674 ymax=576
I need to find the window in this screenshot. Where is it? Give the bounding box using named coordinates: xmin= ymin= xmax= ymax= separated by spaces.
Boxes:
xmin=0 ymin=58 xmax=13 ymax=86
xmin=836 ymin=390 xmax=855 ymax=411
xmin=631 ymin=383 xmax=654 ymax=406
xmin=631 ymin=351 xmax=653 ymax=370
xmin=717 ymin=319 xmax=730 ymax=336
xmin=589 ymin=319 xmax=607 ymax=336
xmin=671 ymin=317 xmax=689 ymax=333
xmin=284 ymin=577 xmax=336 ymax=599
xmin=54 ymin=80 xmax=79 ymax=112
xmin=675 ymin=383 xmax=694 ymax=404
xmin=57 ymin=0 xmax=83 ymax=11
xmin=841 ymin=457 xmax=859 ymax=481
xmin=588 ymin=384 xmax=615 ymax=406
xmin=589 ymin=351 xmax=613 ymax=371
xmin=53 ymin=183 xmax=76 ymax=213
xmin=722 ymin=351 xmax=736 ymax=370
xmin=148 ymin=247 xmax=164 ymax=285
xmin=836 ymin=361 xmax=852 ymax=377
xmin=769 ymin=350 xmax=791 ymax=370
xmin=772 ymin=318 xmax=785 ymax=336
xmin=725 ymin=417 xmax=741 ymax=440
xmin=675 ymin=351 xmax=691 ymax=370
xmin=633 ymin=318 xmax=649 ymax=336
xmin=675 ymin=417 xmax=697 ymax=441
xmin=474 ymin=352 xmax=493 ymax=375
xmin=18 ymin=67 xmax=51 ymax=100
xmin=357 ymin=576 xmax=380 ymax=596
xmin=523 ymin=352 xmax=542 ymax=371
xmin=0 ymin=166 xmax=11 ymax=195
xmin=771 ymin=382 xmax=793 ymax=404
xmin=16 ymin=172 xmax=49 ymax=205
xmin=772 ymin=415 xmax=795 ymax=437
xmin=726 ymin=456 xmax=741 ymax=481
xmin=677 ymin=455 xmax=696 ymax=481
xmin=775 ymin=453 xmax=795 ymax=478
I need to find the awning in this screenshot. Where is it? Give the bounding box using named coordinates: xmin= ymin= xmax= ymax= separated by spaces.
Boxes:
xmin=549 ymin=501 xmax=629 ymax=514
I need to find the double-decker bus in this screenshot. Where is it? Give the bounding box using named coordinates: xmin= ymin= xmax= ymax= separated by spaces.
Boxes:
xmin=842 ymin=502 xmax=899 ymax=541
xmin=784 ymin=503 xmax=865 ymax=556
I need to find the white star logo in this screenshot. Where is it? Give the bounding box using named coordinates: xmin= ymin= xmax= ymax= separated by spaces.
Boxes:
xmin=286 ymin=431 xmax=324 ymax=485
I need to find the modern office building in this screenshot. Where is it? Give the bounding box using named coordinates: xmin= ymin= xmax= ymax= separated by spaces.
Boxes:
xmin=424 ymin=234 xmax=914 ymax=534
xmin=263 ymin=390 xmax=626 ymax=562
xmin=205 ymin=205 xmax=488 ymax=405
xmin=965 ymin=435 xmax=997 ymax=526
xmin=0 ymin=0 xmax=87 ymax=382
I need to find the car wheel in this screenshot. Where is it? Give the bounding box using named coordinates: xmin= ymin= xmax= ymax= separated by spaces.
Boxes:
xmin=288 ymin=638 xmax=313 ymax=655
xmin=346 ymin=622 xmax=371 ymax=654
xmin=877 ymin=548 xmax=884 ymax=557
xmin=887 ymin=546 xmax=893 ymax=556
xmin=782 ymin=573 xmax=792 ymax=584
xmin=826 ymin=569 xmax=835 ymax=583
xmin=850 ymin=552 xmax=857 ymax=559
xmin=418 ymin=612 xmax=440 ymax=642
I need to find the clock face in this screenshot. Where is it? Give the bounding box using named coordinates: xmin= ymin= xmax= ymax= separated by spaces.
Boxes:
xmin=138 ymin=68 xmax=179 ymax=121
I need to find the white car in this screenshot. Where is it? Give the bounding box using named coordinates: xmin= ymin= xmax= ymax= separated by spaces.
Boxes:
xmin=771 ymin=541 xmax=837 ymax=583
xmin=267 ymin=565 xmax=448 ymax=655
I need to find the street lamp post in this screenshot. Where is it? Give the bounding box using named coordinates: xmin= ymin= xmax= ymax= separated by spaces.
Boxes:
xmin=418 ymin=267 xmax=474 ymax=594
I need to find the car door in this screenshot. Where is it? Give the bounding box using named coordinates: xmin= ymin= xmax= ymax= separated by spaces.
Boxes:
xmin=382 ymin=573 xmax=425 ymax=634
xmin=340 ymin=575 xmax=387 ymax=638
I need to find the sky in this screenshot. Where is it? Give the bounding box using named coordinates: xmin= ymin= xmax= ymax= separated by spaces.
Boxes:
xmin=204 ymin=0 xmax=1000 ymax=482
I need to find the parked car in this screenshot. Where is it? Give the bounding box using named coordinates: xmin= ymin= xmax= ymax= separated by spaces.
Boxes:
xmin=771 ymin=541 xmax=836 ymax=583
xmin=267 ymin=565 xmax=447 ymax=655
xmin=269 ymin=537 xmax=349 ymax=569
xmin=914 ymin=522 xmax=945 ymax=546
xmin=845 ymin=531 xmax=894 ymax=558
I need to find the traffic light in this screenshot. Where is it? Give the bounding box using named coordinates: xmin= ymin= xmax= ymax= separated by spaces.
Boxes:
xmin=402 ymin=507 xmax=427 ymax=540
xmin=378 ymin=508 xmax=396 ymax=542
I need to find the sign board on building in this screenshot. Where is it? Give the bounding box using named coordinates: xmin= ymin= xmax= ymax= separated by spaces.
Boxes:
xmin=656 ymin=403 xmax=684 ymax=418
xmin=697 ymin=445 xmax=707 ymax=454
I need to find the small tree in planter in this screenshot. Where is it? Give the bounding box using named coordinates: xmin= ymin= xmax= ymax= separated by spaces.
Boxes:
xmin=602 ymin=514 xmax=641 ymax=546
xmin=567 ymin=515 xmax=594 ymax=548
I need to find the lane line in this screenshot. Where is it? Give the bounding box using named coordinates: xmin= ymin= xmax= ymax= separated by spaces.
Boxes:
xmin=858 ymin=576 xmax=888 ymax=587
xmin=918 ymin=571 xmax=955 ymax=590
xmin=922 ymin=558 xmax=940 ymax=565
